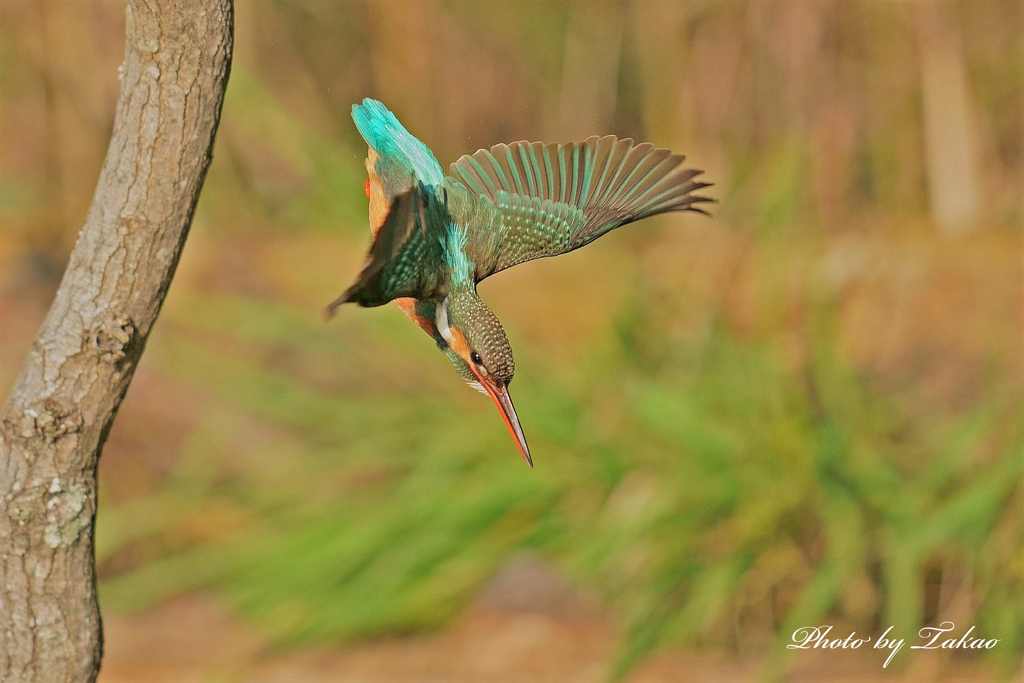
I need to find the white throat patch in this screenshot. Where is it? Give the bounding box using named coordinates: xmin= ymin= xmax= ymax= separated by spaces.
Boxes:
xmin=436 ymin=297 xmax=454 ymax=345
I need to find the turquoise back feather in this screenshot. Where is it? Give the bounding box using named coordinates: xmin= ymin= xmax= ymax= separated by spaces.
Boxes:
xmin=352 ymin=99 xmax=444 ymax=186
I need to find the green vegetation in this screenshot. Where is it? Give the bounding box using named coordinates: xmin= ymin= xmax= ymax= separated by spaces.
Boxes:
xmin=95 ymin=276 xmax=1022 ymax=678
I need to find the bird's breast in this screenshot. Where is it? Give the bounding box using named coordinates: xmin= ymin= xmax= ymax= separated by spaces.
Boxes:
xmin=365 ymin=149 xmax=390 ymax=236
xmin=395 ymin=297 xmax=437 ymax=337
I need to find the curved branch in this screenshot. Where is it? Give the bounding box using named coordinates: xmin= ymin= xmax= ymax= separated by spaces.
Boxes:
xmin=0 ymin=1 xmax=233 ymax=680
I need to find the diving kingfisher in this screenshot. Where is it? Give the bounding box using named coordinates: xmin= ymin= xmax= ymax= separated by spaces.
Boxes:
xmin=327 ymin=99 xmax=713 ymax=467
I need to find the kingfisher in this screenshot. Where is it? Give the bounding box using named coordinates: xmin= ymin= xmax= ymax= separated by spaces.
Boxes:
xmin=327 ymin=99 xmax=712 ymax=467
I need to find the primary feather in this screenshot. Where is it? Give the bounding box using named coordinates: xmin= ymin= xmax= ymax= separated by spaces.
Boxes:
xmin=446 ymin=137 xmax=713 ymax=279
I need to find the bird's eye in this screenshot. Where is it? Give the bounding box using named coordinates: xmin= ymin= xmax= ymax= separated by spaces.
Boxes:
xmin=470 ymin=351 xmax=483 ymax=365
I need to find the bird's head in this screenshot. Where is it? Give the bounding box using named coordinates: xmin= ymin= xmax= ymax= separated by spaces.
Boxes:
xmin=436 ymin=291 xmax=531 ymax=467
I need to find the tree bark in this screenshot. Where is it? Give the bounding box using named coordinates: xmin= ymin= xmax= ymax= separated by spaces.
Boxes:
xmin=0 ymin=1 xmax=233 ymax=681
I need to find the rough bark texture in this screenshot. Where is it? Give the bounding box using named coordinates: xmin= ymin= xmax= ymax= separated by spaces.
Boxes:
xmin=0 ymin=1 xmax=233 ymax=681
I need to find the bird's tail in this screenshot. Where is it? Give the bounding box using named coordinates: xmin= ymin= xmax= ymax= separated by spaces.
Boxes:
xmin=352 ymin=99 xmax=444 ymax=186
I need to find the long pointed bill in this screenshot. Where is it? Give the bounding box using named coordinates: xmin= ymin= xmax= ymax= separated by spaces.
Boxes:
xmin=473 ymin=372 xmax=532 ymax=467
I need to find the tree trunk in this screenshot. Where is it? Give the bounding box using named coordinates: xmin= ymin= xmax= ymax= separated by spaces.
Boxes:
xmin=0 ymin=1 xmax=233 ymax=681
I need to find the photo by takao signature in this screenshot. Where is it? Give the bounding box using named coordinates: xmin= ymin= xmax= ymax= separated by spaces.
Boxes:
xmin=788 ymin=622 xmax=1001 ymax=668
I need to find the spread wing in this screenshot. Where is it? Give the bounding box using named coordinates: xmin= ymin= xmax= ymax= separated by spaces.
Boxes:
xmin=446 ymin=136 xmax=713 ymax=280
xmin=324 ymin=184 xmax=443 ymax=314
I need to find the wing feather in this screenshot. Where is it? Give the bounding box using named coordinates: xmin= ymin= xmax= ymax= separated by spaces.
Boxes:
xmin=325 ymin=185 xmax=442 ymax=314
xmin=447 ymin=136 xmax=713 ymax=279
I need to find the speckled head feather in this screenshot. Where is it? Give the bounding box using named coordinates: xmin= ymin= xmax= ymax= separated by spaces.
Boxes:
xmin=439 ymin=289 xmax=514 ymax=386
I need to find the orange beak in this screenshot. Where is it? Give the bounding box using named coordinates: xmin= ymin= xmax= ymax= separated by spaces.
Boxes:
xmin=470 ymin=368 xmax=532 ymax=468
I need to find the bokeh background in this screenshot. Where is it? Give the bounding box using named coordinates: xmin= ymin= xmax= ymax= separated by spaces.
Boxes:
xmin=0 ymin=1 xmax=1021 ymax=681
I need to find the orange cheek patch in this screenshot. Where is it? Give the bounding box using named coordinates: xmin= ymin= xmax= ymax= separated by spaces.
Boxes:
xmin=446 ymin=326 xmax=471 ymax=361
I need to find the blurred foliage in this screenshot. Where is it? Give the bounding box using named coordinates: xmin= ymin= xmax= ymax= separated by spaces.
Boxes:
xmin=0 ymin=0 xmax=1022 ymax=680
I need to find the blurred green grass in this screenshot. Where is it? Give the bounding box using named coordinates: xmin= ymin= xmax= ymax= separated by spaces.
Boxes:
xmin=0 ymin=1 xmax=1020 ymax=680
xmin=94 ymin=274 xmax=1022 ymax=678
